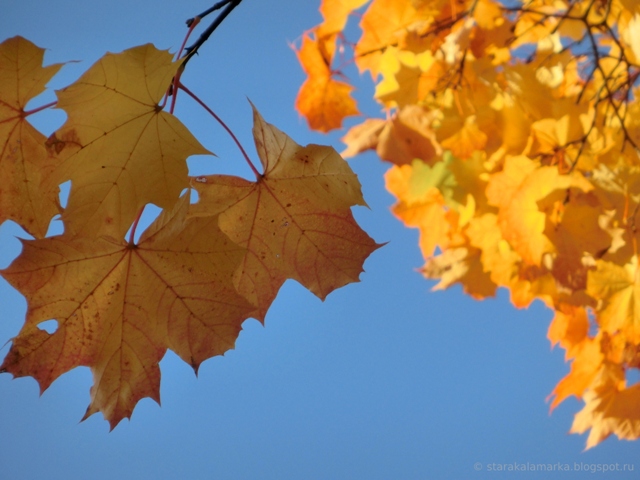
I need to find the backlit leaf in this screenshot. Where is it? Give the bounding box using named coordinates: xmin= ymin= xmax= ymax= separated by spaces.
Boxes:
xmin=47 ymin=44 xmax=209 ymax=239
xmin=295 ymin=35 xmax=359 ymax=132
xmin=190 ymin=104 xmax=380 ymax=319
xmin=0 ymin=36 xmax=63 ymax=237
xmin=0 ymin=196 xmax=254 ymax=428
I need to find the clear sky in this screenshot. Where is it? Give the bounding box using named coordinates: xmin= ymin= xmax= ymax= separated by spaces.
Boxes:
xmin=0 ymin=1 xmax=638 ymax=478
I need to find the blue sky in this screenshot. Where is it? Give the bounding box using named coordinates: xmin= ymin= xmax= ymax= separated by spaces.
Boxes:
xmin=0 ymin=1 xmax=638 ymax=478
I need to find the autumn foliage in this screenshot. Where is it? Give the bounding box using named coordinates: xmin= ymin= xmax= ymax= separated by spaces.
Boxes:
xmin=296 ymin=0 xmax=640 ymax=448
xmin=0 ymin=35 xmax=378 ymax=428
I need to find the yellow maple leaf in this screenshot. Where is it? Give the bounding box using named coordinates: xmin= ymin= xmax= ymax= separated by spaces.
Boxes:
xmin=375 ymin=47 xmax=443 ymax=108
xmin=46 ymin=44 xmax=209 ymax=239
xmin=469 ymin=17 xmax=513 ymax=65
xmin=511 ymin=1 xmax=582 ymax=48
xmin=526 ymin=100 xmax=590 ymax=166
xmin=622 ymin=13 xmax=640 ymax=63
xmin=472 ymin=0 xmax=504 ymax=30
xmin=503 ymin=64 xmax=556 ymax=122
xmin=447 ymin=151 xmax=490 ymax=215
xmin=0 ymin=36 xmax=63 ymax=237
xmin=487 ymin=157 xmax=592 ymax=266
xmin=317 ymin=0 xmax=370 ymax=38
xmin=588 ymin=257 xmax=640 ymax=343
xmin=439 ymin=115 xmax=488 ymax=159
xmin=589 ymin=163 xmax=640 ymax=265
xmin=486 ymin=102 xmax=532 ymax=164
xmin=0 ymin=195 xmax=254 ymax=428
xmin=354 ymin=0 xmax=442 ymax=77
xmin=440 ymin=17 xmax=475 ymax=65
xmin=539 ymin=189 xmax=611 ymax=290
xmin=466 ymin=212 xmax=559 ymax=308
xmin=190 ymin=104 xmax=380 ymax=319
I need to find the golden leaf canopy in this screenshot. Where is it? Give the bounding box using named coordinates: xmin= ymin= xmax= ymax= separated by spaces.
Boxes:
xmin=295 ymin=0 xmax=640 ymax=448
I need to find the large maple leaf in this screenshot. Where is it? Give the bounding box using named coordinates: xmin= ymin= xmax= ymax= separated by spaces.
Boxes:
xmin=0 ymin=196 xmax=254 ymax=428
xmin=46 ymin=44 xmax=209 ymax=239
xmin=190 ymin=104 xmax=380 ymax=319
xmin=0 ymin=36 xmax=63 ymax=238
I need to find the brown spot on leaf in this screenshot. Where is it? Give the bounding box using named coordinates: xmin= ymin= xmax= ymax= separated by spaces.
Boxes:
xmin=45 ymin=129 xmax=82 ymax=155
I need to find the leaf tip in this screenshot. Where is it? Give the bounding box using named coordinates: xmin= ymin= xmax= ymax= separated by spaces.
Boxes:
xmin=80 ymin=405 xmax=94 ymax=424
xmin=190 ymin=358 xmax=200 ymax=377
xmin=247 ymin=97 xmax=263 ymax=124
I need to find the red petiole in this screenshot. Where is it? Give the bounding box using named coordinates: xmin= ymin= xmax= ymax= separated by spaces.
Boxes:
xmin=178 ymin=82 xmax=261 ymax=178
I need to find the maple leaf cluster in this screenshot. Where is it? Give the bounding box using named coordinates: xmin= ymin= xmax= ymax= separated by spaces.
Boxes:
xmin=0 ymin=36 xmax=379 ymax=428
xmin=296 ymin=0 xmax=640 ymax=448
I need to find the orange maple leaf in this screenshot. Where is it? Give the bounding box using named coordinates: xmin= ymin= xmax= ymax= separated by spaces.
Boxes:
xmin=190 ymin=104 xmax=380 ymax=319
xmin=342 ymin=106 xmax=439 ymax=165
xmin=548 ymin=335 xmax=603 ymax=411
xmin=341 ymin=118 xmax=387 ymax=158
xmin=384 ymin=159 xmax=451 ymax=258
xmin=548 ymin=305 xmax=590 ymax=360
xmin=570 ymin=363 xmax=640 ymax=449
xmin=0 ymin=36 xmax=63 ymax=237
xmin=0 ymin=196 xmax=254 ymax=428
xmin=46 ymin=44 xmax=209 ymax=239
xmin=422 ymin=246 xmax=497 ymax=299
xmin=295 ymin=35 xmax=359 ymax=132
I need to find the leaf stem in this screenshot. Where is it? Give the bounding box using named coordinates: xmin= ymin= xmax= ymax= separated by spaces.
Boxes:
xmin=23 ymin=101 xmax=57 ymax=117
xmin=177 ymin=17 xmax=201 ymax=61
xmin=168 ymin=66 xmax=184 ymax=114
xmin=128 ymin=207 xmax=145 ymax=245
xmin=186 ymin=0 xmax=233 ymax=26
xmin=162 ymin=19 xmax=200 ymax=114
xmin=178 ymin=82 xmax=260 ymax=178
xmin=0 ymin=100 xmax=59 ymax=125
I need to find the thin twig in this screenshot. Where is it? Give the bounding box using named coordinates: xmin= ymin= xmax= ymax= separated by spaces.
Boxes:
xmin=183 ymin=0 xmax=243 ymax=66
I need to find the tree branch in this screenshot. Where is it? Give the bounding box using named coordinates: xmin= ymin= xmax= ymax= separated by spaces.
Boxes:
xmin=183 ymin=0 xmax=243 ymax=66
